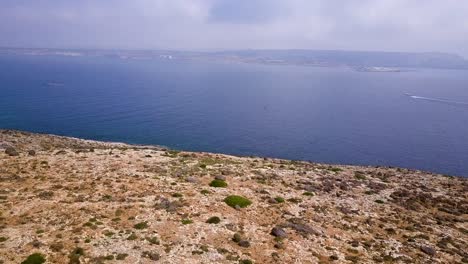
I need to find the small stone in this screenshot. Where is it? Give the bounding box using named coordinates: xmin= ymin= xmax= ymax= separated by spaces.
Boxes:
xmin=28 ymin=150 xmax=36 ymax=156
xmin=420 ymin=245 xmax=436 ymax=256
xmin=238 ymin=240 xmax=250 ymax=248
xmin=215 ymin=175 xmax=226 ymax=181
xmin=5 ymin=147 xmax=19 ymax=156
xmin=186 ymin=177 xmax=198 ymax=183
xmin=143 ymin=251 xmax=160 ymax=260
xmin=268 ymin=198 xmax=278 ymax=204
xmin=271 ymin=227 xmax=287 ymax=238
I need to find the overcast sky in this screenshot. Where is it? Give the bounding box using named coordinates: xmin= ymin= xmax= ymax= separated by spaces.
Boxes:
xmin=1 ymin=0 xmax=468 ymax=57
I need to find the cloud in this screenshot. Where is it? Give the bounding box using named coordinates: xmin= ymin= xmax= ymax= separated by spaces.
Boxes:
xmin=1 ymin=0 xmax=467 ymax=56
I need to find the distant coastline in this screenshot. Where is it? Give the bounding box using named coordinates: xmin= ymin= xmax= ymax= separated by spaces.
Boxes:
xmin=2 ymin=47 xmax=468 ymax=70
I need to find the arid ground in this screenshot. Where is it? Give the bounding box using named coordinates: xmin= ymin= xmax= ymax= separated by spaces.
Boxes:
xmin=0 ymin=130 xmax=466 ymax=263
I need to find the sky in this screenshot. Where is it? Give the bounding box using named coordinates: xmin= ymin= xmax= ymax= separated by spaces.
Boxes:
xmin=1 ymin=0 xmax=468 ymax=57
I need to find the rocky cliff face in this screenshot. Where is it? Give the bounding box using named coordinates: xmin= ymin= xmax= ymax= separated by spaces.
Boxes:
xmin=0 ymin=130 xmax=466 ymax=263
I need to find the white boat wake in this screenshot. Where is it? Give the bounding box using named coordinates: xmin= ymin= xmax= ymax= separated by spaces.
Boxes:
xmin=405 ymin=94 xmax=468 ymax=106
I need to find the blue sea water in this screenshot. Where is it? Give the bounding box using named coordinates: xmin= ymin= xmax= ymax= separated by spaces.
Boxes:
xmin=1 ymin=54 xmax=468 ymax=176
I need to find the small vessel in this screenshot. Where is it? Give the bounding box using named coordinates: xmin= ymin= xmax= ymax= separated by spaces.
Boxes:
xmin=46 ymin=82 xmax=65 ymax=87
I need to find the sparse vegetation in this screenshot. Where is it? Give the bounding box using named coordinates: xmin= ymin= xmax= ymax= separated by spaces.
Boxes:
xmin=134 ymin=222 xmax=149 ymax=229
xmin=146 ymin=236 xmax=160 ymax=245
xmin=68 ymin=247 xmax=85 ymax=264
xmin=181 ymin=219 xmax=193 ymax=225
xmin=209 ymin=179 xmax=228 ymax=188
xmin=287 ymin=197 xmax=302 ymax=203
xmin=164 ymin=150 xmax=180 ymax=158
xmin=354 ymin=171 xmax=366 ymax=180
xmin=200 ymin=189 xmax=211 ymax=195
xmin=206 ymin=216 xmax=221 ymax=224
xmin=224 ymin=195 xmax=252 ymax=208
xmin=116 ymin=253 xmax=128 ymax=260
xmin=21 ymin=253 xmax=45 ymax=264
xmin=1 ymin=130 xmax=465 ymax=264
xmin=274 ymin=196 xmax=285 ymax=203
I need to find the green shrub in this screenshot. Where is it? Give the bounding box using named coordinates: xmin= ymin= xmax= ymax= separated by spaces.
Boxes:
xmin=134 ymin=222 xmax=148 ymax=229
xmin=274 ymin=197 xmax=285 ymax=203
xmin=232 ymin=233 xmax=242 ymax=243
xmin=127 ymin=233 xmax=138 ymax=240
xmin=104 ymin=231 xmax=114 ymax=237
xmin=224 ymin=195 xmax=252 ymax=208
xmin=329 ymin=167 xmax=343 ymax=172
xmin=287 ymin=198 xmax=302 ymax=203
xmin=68 ymin=248 xmax=84 ymax=264
xmin=181 ymin=219 xmax=193 ymax=225
xmin=172 ymin=193 xmax=183 ymax=198
xmin=240 ymin=259 xmax=253 ymax=264
xmin=206 ymin=216 xmax=221 ymax=224
xmin=146 ymin=236 xmax=160 ymax=245
xmin=302 ymin=191 xmax=315 ymax=196
xmin=374 ymin=199 xmax=385 ymax=204
xmin=354 ymin=172 xmax=366 ymax=180
xmin=21 ymin=253 xmax=46 ymax=264
xmin=116 ymin=253 xmax=128 ymax=260
xmin=200 ymin=189 xmax=210 ymax=195
xmin=209 ymin=179 xmax=228 ymax=188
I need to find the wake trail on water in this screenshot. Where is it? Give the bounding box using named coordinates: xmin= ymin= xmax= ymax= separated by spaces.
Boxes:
xmin=406 ymin=94 xmax=468 ymax=107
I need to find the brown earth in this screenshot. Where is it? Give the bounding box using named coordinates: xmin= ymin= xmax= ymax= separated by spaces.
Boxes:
xmin=0 ymin=129 xmax=467 ymax=263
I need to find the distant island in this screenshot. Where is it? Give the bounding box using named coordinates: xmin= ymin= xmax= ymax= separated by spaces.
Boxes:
xmin=0 ymin=130 xmax=467 ymax=263
xmin=2 ymin=47 xmax=468 ymax=70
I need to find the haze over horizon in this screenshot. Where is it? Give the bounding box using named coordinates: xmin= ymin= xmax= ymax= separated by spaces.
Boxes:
xmin=1 ymin=0 xmax=468 ymax=57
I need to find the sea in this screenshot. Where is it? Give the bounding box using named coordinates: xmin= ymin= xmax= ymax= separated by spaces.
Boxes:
xmin=1 ymin=54 xmax=468 ymax=176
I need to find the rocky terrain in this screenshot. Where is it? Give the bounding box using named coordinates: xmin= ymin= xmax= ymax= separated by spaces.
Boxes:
xmin=0 ymin=129 xmax=467 ymax=263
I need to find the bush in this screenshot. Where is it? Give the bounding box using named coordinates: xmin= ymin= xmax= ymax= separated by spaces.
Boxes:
xmin=68 ymin=248 xmax=84 ymax=264
xmin=206 ymin=216 xmax=221 ymax=224
xmin=274 ymin=197 xmax=285 ymax=203
xmin=21 ymin=253 xmax=46 ymax=264
xmin=224 ymin=195 xmax=252 ymax=208
xmin=134 ymin=222 xmax=148 ymax=229
xmin=181 ymin=219 xmax=193 ymax=225
xmin=354 ymin=172 xmax=366 ymax=180
xmin=287 ymin=198 xmax=302 ymax=203
xmin=302 ymin=192 xmax=315 ymax=196
xmin=209 ymin=179 xmax=228 ymax=188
